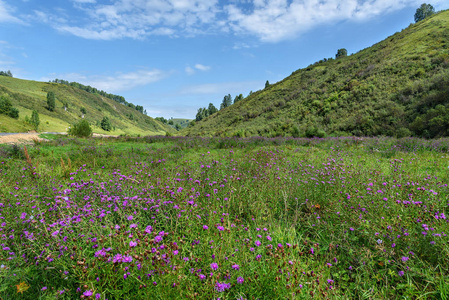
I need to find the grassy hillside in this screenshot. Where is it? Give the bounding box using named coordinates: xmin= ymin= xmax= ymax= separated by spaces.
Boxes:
xmin=184 ymin=10 xmax=449 ymax=138
xmin=0 ymin=76 xmax=174 ymax=135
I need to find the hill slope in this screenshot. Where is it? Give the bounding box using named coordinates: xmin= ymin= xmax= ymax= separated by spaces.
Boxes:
xmin=0 ymin=76 xmax=174 ymax=135
xmin=184 ymin=10 xmax=449 ymax=138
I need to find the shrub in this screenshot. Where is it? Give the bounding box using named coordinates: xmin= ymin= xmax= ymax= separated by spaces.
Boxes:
xmin=68 ymin=119 xmax=93 ymax=137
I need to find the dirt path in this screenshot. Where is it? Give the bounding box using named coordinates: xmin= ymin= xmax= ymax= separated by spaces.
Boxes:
xmin=0 ymin=132 xmax=119 ymax=144
xmin=0 ymin=133 xmax=44 ymax=144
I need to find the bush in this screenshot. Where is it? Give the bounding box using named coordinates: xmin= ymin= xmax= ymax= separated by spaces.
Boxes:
xmin=8 ymin=107 xmax=19 ymax=119
xmin=68 ymin=119 xmax=92 ymax=137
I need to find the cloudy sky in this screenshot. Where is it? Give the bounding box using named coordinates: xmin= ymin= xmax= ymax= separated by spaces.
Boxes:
xmin=0 ymin=0 xmax=447 ymax=119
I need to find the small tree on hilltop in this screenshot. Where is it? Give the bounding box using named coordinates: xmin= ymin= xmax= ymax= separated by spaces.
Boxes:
xmin=47 ymin=91 xmax=56 ymax=112
xmin=336 ymin=48 xmax=347 ymax=59
xmin=414 ymin=3 xmax=435 ymax=22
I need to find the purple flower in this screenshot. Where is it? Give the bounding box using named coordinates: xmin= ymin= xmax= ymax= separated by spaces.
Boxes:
xmin=310 ymin=247 xmax=314 ymax=255
xmin=154 ymin=235 xmax=163 ymax=243
xmin=255 ymin=240 xmax=261 ymax=247
xmin=129 ymin=241 xmax=137 ymax=248
xmin=231 ymin=264 xmax=240 ymax=270
xmin=401 ymin=257 xmax=409 ymax=262
xmin=130 ymin=223 xmax=137 ymax=229
xmin=83 ymin=290 xmax=93 ymax=297
xmin=398 ymin=270 xmax=404 ymax=277
xmin=237 ymin=277 xmax=244 ymax=284
xmin=203 ymin=225 xmax=209 ymax=230
xmin=199 ymin=274 xmax=206 ymax=280
xmin=41 ymin=286 xmax=47 ymax=291
xmin=217 ymin=226 xmax=225 ymax=231
xmin=266 ymin=235 xmax=272 ymax=241
xmin=215 ymin=282 xmax=231 ymax=292
xmin=144 ymin=225 xmax=152 ymax=234
xmin=96 ymin=293 xmax=101 ymax=299
xmin=210 ymin=262 xmax=218 ymax=270
xmin=173 ymin=250 xmax=179 ymax=255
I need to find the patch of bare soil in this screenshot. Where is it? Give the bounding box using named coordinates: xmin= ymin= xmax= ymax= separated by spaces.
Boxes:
xmin=0 ymin=133 xmax=44 ymax=145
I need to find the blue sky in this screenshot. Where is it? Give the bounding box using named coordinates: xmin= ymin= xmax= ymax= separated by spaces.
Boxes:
xmin=0 ymin=0 xmax=447 ymax=119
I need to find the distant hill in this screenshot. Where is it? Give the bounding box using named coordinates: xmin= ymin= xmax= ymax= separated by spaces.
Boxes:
xmin=0 ymin=76 xmax=174 ymax=135
xmin=184 ymin=10 xmax=449 ymax=138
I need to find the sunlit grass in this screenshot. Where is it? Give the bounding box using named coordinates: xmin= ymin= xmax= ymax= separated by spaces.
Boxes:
xmin=0 ymin=136 xmax=448 ymax=299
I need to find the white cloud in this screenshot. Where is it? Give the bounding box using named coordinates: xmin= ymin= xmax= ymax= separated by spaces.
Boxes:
xmin=51 ymin=0 xmax=220 ymax=40
xmin=225 ymin=0 xmax=433 ymax=42
xmin=72 ymin=0 xmax=96 ymax=3
xmin=35 ymin=0 xmax=447 ymax=42
xmin=185 ymin=63 xmax=211 ymax=75
xmin=41 ymin=69 xmax=170 ymax=93
xmin=0 ymin=0 xmax=25 ymax=24
xmin=194 ymin=64 xmax=211 ymax=71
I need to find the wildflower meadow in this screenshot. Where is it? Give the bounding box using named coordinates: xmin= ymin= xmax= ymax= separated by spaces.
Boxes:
xmin=0 ymin=136 xmax=448 ymax=299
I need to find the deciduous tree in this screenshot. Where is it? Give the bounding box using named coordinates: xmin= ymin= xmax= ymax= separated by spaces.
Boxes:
xmin=414 ymin=3 xmax=435 ymax=22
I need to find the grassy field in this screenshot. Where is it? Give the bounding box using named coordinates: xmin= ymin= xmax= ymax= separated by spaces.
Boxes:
xmin=0 ymin=136 xmax=448 ymax=299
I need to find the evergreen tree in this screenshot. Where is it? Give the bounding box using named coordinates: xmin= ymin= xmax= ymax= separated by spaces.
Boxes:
xmin=100 ymin=116 xmax=112 ymax=131
xmin=207 ymin=103 xmax=218 ymax=115
xmin=31 ymin=110 xmax=40 ymax=131
xmin=265 ymin=80 xmax=270 ymax=89
xmin=414 ymin=3 xmax=435 ymax=22
xmin=220 ymin=94 xmax=233 ymax=110
xmin=47 ymin=91 xmax=56 ymax=111
xmin=234 ymin=94 xmax=244 ymax=104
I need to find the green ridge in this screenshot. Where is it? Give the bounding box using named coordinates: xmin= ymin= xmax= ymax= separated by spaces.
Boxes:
xmin=184 ymin=10 xmax=449 ymax=138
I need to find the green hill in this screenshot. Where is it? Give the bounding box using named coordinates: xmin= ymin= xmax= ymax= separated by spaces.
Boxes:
xmin=184 ymin=10 xmax=449 ymax=138
xmin=0 ymin=76 xmax=174 ymax=135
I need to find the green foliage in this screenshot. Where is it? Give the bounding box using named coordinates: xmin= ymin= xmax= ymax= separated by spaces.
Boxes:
xmin=220 ymin=94 xmax=233 ymax=110
xmin=0 ymin=95 xmax=18 ymax=119
xmin=80 ymin=107 xmax=87 ymax=115
xmin=233 ymin=94 xmax=244 ymax=104
xmin=336 ymin=48 xmax=348 ymax=59
xmin=68 ymin=119 xmax=93 ymax=137
xmin=30 ymin=110 xmax=40 ymax=131
xmin=0 ymin=70 xmax=12 ymax=77
xmin=208 ymin=102 xmax=218 ymax=115
xmin=265 ymin=80 xmax=270 ymax=88
xmin=415 ymin=3 xmax=435 ymax=22
xmin=100 ymin=116 xmax=112 ymax=131
xmin=46 ymin=91 xmax=56 ymax=111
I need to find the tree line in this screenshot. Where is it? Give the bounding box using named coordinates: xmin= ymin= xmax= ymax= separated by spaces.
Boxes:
xmin=195 ymin=94 xmax=245 ymax=122
xmin=51 ymin=79 xmax=145 ymax=115
xmin=0 ymin=70 xmax=13 ymax=77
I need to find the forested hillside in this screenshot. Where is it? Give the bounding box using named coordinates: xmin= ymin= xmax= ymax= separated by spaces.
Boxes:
xmin=184 ymin=10 xmax=449 ymax=138
xmin=0 ymin=76 xmax=173 ymax=135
